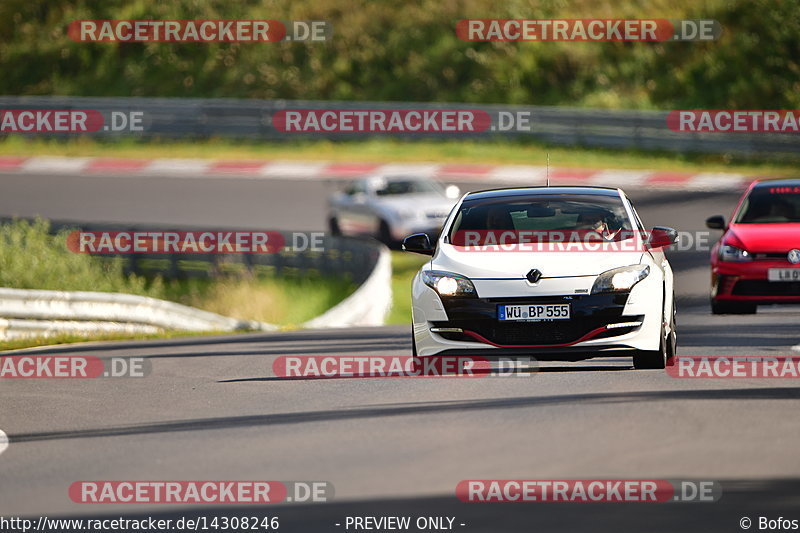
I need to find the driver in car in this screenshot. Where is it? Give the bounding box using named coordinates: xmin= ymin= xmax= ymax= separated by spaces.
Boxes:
xmin=576 ymin=210 xmax=621 ymax=240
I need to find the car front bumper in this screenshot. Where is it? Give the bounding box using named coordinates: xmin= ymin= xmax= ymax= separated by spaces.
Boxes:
xmin=412 ymin=275 xmax=664 ymax=359
xmin=712 ymin=260 xmax=800 ymax=304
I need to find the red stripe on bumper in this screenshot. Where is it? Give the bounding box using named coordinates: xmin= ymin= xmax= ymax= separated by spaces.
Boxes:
xmin=461 ymin=326 xmax=610 ymax=348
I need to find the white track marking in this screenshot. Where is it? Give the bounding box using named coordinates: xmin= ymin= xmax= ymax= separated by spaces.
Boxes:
xmin=21 ymin=156 xmax=92 ymax=173
xmin=144 ymin=159 xmax=212 ymax=175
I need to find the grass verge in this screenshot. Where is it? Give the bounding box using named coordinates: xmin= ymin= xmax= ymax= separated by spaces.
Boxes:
xmin=1 ymin=137 xmax=798 ymax=176
xmin=0 ymin=219 xmax=357 ymax=351
xmin=0 ymin=330 xmax=225 ymax=353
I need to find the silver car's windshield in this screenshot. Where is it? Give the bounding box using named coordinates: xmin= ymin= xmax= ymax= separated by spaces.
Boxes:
xmin=374 ymin=179 xmax=442 ymax=196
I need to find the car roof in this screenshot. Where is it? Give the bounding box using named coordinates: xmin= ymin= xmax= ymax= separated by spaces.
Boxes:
xmin=751 ymin=178 xmax=800 ymax=189
xmin=464 ymin=186 xmax=621 ymax=201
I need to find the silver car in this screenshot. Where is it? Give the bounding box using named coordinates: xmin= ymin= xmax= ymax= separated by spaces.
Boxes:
xmin=328 ymin=176 xmax=460 ymax=244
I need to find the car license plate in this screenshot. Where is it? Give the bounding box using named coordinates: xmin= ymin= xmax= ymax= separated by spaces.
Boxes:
xmin=768 ymin=268 xmax=800 ymax=282
xmin=498 ymin=304 xmax=571 ymax=321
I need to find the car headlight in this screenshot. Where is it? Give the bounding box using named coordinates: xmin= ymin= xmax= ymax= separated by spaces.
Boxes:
xmin=591 ymin=265 xmax=650 ymax=294
xmin=421 ymin=270 xmax=477 ymax=298
xmin=719 ymin=244 xmax=752 ymax=262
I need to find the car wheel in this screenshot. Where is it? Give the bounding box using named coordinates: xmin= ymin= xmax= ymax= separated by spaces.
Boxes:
xmin=411 ymin=324 xmax=418 ymax=358
xmin=378 ymin=219 xmax=394 ymax=246
xmin=633 ymin=323 xmax=668 ymax=370
xmin=328 ymin=217 xmax=341 ymax=236
xmin=668 ymin=295 xmax=677 ymax=359
xmin=710 ymin=300 xmax=757 ymax=314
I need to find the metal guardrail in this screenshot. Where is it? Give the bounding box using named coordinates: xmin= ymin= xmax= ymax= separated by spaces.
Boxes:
xmin=0 ymin=96 xmax=797 ymax=155
xmin=304 ymin=245 xmax=392 ymax=329
xmin=0 ymin=287 xmax=273 ymax=340
xmin=0 ymin=244 xmax=392 ymax=341
xmin=1 ymin=218 xmax=381 ymax=286
xmin=0 ymin=219 xmax=392 ymax=339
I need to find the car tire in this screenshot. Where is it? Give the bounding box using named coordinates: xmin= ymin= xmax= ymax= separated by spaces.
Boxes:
xmin=633 ymin=308 xmax=673 ymax=370
xmin=668 ymin=294 xmax=677 ymax=359
xmin=411 ymin=325 xmax=418 ymax=358
xmin=328 ymin=217 xmax=341 ymax=236
xmin=633 ymin=332 xmax=667 ymax=370
xmin=710 ymin=300 xmax=757 ymax=315
xmin=378 ymin=219 xmax=394 ymax=247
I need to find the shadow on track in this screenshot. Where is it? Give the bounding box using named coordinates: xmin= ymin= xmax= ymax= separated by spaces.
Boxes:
xmin=219 ymin=363 xmax=632 ymax=382
xmin=0 ymin=329 xmax=411 ymax=356
xmin=10 ymin=387 xmax=799 ymax=444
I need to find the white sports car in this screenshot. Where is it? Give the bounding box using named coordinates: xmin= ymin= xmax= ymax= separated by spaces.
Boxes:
xmin=403 ymin=186 xmax=678 ymax=369
xmin=328 ymin=175 xmax=460 ymax=244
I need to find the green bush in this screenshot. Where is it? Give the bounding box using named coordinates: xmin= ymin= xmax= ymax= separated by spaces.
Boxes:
xmin=0 ymin=218 xmax=161 ymax=294
xmin=0 ymin=219 xmax=355 ymax=325
xmin=0 ymin=0 xmax=796 ymax=109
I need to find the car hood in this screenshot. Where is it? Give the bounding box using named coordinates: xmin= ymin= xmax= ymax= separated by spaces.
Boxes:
xmin=727 ymin=223 xmax=800 ymax=253
xmin=432 ymin=244 xmax=645 ymax=279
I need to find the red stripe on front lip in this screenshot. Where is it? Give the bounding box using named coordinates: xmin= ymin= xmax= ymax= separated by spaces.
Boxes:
xmin=461 ymin=326 xmax=609 ymax=348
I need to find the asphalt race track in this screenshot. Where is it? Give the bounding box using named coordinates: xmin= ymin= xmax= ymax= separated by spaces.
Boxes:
xmin=1 ymin=171 xmax=799 ymax=532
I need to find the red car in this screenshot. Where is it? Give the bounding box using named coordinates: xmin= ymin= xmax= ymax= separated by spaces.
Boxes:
xmin=707 ymin=178 xmax=800 ymax=314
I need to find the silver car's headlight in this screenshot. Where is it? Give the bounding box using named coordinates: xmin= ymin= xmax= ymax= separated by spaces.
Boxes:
xmin=421 ymin=270 xmax=477 ymax=298
xmin=719 ymin=244 xmax=752 ymax=262
xmin=591 ymin=265 xmax=650 ymax=294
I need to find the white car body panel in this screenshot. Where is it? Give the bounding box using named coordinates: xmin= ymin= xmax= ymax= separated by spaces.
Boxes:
xmin=409 ymin=187 xmax=675 ymax=361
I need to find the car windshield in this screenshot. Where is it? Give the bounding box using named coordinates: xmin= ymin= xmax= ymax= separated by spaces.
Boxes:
xmin=448 ymin=193 xmax=634 ymax=242
xmin=374 ymin=179 xmax=441 ymax=196
xmin=734 ymin=185 xmax=800 ymax=223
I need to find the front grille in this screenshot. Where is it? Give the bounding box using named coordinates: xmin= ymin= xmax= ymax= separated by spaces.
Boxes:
xmin=432 ymin=317 xmax=641 ymax=346
xmin=733 ymin=280 xmax=800 ymax=296
xmin=753 ymin=252 xmax=795 ymax=261
xmin=486 ymin=321 xmax=600 ymax=345
xmin=436 ymin=293 xmax=633 ymax=346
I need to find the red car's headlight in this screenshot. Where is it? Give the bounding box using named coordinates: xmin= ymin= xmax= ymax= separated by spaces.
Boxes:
xmin=719 ymin=244 xmax=753 ymax=262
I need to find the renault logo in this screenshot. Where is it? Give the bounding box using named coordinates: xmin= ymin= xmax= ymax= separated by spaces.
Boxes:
xmin=526 ymin=269 xmax=542 ymax=283
xmin=789 ymin=249 xmax=800 ymax=264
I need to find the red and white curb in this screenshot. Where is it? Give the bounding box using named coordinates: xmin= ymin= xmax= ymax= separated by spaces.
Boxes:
xmin=0 ymin=156 xmax=752 ymax=191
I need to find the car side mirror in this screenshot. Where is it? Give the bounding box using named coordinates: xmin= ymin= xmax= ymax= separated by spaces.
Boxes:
xmin=402 ymin=233 xmax=434 ymax=255
xmin=705 ymin=215 xmax=726 ymax=230
xmin=647 ymin=226 xmax=678 ymax=249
